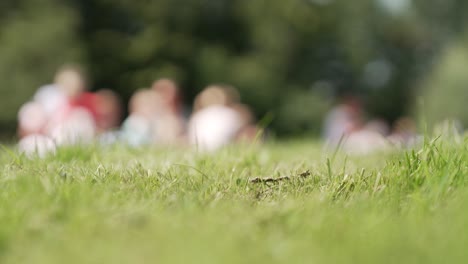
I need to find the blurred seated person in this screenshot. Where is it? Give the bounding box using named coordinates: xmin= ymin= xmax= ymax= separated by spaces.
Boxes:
xmin=17 ymin=65 xmax=97 ymax=153
xmin=120 ymin=89 xmax=159 ymax=146
xmin=17 ymin=101 xmax=49 ymax=138
xmin=388 ymin=117 xmax=420 ymax=148
xmin=152 ymin=78 xmax=184 ymax=116
xmin=33 ymin=84 xmax=67 ymax=117
xmin=323 ymin=96 xmax=363 ymax=145
xmin=48 ymin=107 xmax=96 ymax=145
xmin=341 ymin=119 xmax=390 ymax=155
xmin=45 ymin=65 xmax=97 ymax=145
xmin=188 ymin=84 xmax=259 ymax=151
xmin=151 ymin=78 xmax=186 ymax=145
xmin=53 ymin=65 xmax=99 ymax=120
xmin=17 ymin=83 xmax=66 ymax=138
xmin=323 ymin=96 xmax=393 ymax=155
xmin=19 ymin=65 xmax=96 ymax=144
xmin=95 ymin=89 xmax=123 ymax=133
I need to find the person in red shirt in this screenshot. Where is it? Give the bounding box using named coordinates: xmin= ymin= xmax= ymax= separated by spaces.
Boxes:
xmin=53 ymin=65 xmax=99 ymax=120
xmin=46 ymin=65 xmax=97 ymax=144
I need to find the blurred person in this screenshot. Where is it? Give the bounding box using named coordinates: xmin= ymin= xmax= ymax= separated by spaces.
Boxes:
xmin=16 ymin=65 xmax=98 ymax=148
xmin=46 ymin=65 xmax=98 ymax=145
xmin=120 ymin=89 xmax=159 ymax=146
xmin=341 ymin=120 xmax=390 ymax=155
xmin=95 ymin=89 xmax=123 ymax=133
xmin=33 ymin=84 xmax=67 ymax=116
xmin=151 ymin=78 xmax=183 ymax=116
xmin=120 ymin=115 xmax=152 ymax=147
xmin=152 ymin=112 xmax=186 ymax=145
xmin=323 ymin=98 xmax=393 ymax=155
xmin=193 ymin=84 xmax=240 ymax=112
xmin=17 ymin=84 xmax=67 ymax=138
xmin=151 ymin=78 xmax=186 ymax=145
xmin=48 ymin=107 xmax=96 ymax=146
xmin=388 ymin=117 xmax=420 ymax=148
xmin=56 ymin=66 xmax=99 ymax=121
xmin=188 ymin=85 xmax=250 ymax=151
xmin=323 ymin=96 xmax=363 ymax=145
xmin=54 ymin=65 xmax=87 ymax=99
xmin=17 ymin=101 xmax=49 ymax=138
xmin=365 ymin=119 xmax=390 ymax=136
xmin=53 ymin=65 xmax=99 ymax=119
xmin=188 ymin=105 xmax=244 ymax=151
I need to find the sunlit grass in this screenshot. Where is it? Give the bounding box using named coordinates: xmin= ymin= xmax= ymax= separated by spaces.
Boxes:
xmin=0 ymin=137 xmax=467 ymax=263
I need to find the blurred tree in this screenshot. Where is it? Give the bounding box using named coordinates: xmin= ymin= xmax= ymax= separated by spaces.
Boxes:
xmin=1 ymin=0 xmax=467 ymax=137
xmin=74 ymin=0 xmax=354 ymax=134
xmin=74 ymin=0 xmax=248 ymax=105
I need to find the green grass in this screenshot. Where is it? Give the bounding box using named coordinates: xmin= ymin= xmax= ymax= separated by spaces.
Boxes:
xmin=0 ymin=137 xmax=467 ymax=264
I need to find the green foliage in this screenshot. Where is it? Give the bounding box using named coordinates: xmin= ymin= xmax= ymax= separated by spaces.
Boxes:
xmin=1 ymin=0 xmax=468 ymax=135
xmin=276 ymin=90 xmax=331 ymax=135
xmin=75 ymin=0 xmax=435 ymax=133
xmin=0 ymin=137 xmax=467 ymax=263
xmin=0 ymin=0 xmax=83 ymax=125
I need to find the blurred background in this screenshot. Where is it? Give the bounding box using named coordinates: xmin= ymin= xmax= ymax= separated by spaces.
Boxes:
xmin=1 ymin=0 xmax=467 ymax=140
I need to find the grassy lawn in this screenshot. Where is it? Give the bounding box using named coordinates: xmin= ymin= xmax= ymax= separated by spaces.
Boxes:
xmin=0 ymin=137 xmax=467 ymax=263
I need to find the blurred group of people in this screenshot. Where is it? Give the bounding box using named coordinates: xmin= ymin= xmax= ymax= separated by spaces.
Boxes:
xmin=120 ymin=80 xmax=258 ymax=151
xmin=17 ymin=66 xmax=260 ymax=157
xmin=323 ymin=96 xmax=421 ymax=155
xmin=18 ymin=65 xmax=439 ymax=158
